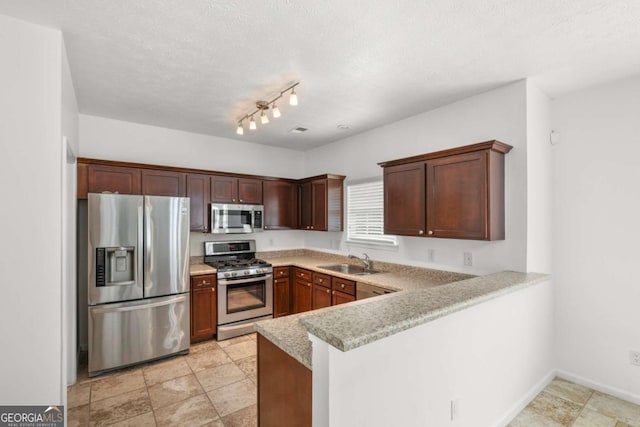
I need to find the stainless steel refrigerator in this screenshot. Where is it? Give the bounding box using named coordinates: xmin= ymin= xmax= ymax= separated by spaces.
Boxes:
xmin=88 ymin=193 xmax=190 ymax=376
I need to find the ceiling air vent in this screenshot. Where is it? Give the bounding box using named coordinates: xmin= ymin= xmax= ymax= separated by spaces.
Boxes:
xmin=290 ymin=127 xmax=308 ymax=134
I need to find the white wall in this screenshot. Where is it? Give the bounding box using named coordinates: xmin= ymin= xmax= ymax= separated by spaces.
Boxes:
xmin=0 ymin=14 xmax=64 ymax=404
xmin=62 ymin=40 xmax=79 ymax=387
xmin=525 ymin=81 xmax=552 ymax=273
xmin=552 ymin=75 xmax=640 ymax=402
xmin=303 ymin=81 xmax=529 ymax=275
xmin=79 ymin=114 xmax=306 ymax=179
xmin=311 ymin=280 xmax=554 ymax=426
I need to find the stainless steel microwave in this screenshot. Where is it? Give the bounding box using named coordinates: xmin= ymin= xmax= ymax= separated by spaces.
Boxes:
xmin=210 ymin=204 xmax=264 ymax=234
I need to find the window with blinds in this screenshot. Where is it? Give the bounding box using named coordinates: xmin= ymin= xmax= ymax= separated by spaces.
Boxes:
xmin=346 ymin=180 xmax=397 ymax=245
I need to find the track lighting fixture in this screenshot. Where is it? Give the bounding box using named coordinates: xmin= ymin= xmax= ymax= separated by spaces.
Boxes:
xmin=235 ymin=82 xmax=299 ymax=134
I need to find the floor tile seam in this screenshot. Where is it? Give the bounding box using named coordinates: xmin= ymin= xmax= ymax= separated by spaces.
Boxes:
xmin=144 ymin=370 xmax=196 ymax=389
xmin=150 ymin=388 xmax=208 ymax=412
xmin=201 ymin=390 xmax=224 ymax=421
xmin=199 ymin=374 xmax=251 ymax=394
xmin=89 ymin=385 xmax=149 ymax=406
xmin=568 ymin=399 xmax=590 ymax=427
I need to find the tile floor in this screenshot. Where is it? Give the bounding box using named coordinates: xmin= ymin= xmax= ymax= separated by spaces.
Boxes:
xmin=68 ymin=334 xmax=258 ymax=427
xmin=509 ymin=377 xmax=640 ymax=426
xmin=68 ymin=335 xmax=640 ymax=427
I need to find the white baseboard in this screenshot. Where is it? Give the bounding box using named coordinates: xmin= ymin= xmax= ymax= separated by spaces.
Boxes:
xmin=556 ymin=369 xmax=640 ymax=405
xmin=494 ymin=369 xmax=557 ymax=427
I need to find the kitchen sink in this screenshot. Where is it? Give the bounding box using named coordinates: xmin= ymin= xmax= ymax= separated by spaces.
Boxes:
xmin=317 ymin=263 xmax=382 ymax=275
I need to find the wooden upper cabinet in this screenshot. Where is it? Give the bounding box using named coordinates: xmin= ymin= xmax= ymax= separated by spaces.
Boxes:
xmin=379 ymin=140 xmax=512 ymax=241
xmin=299 ymin=176 xmax=344 ymax=232
xmin=383 ymin=162 xmax=426 ymax=236
xmin=211 ymin=176 xmax=263 ymax=204
xmin=210 ymin=176 xmax=238 ymax=203
xmin=186 ymin=173 xmax=211 ymax=232
xmin=263 ymin=180 xmax=298 ymax=230
xmin=426 ymin=151 xmax=489 ymax=240
xmin=86 ymin=164 xmax=142 ymax=196
xmin=141 ymin=169 xmax=186 ymax=197
xmin=238 ymin=178 xmax=263 ymax=204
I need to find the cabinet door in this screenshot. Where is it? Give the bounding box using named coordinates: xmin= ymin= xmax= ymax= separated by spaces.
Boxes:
xmin=426 ymin=151 xmax=488 ymax=239
xmin=191 ymin=286 xmax=217 ymax=341
xmin=293 ymin=279 xmax=312 ymax=314
xmin=263 ymin=180 xmax=298 ymax=230
xmin=273 ymin=277 xmax=291 ymax=318
xmin=311 ymin=179 xmax=328 ymax=231
xmin=312 ymin=283 xmax=332 ymax=310
xmin=87 ymin=164 xmax=142 ymax=195
xmin=142 ymin=169 xmax=186 ymax=197
xmin=238 ymin=178 xmax=263 ymax=204
xmin=332 ymin=290 xmax=355 ymax=306
xmin=299 ymin=182 xmax=312 ymax=229
xmin=383 ymin=162 xmax=426 ymax=236
xmin=211 ymin=176 xmax=238 ymax=203
xmin=186 ymin=173 xmax=211 ymax=232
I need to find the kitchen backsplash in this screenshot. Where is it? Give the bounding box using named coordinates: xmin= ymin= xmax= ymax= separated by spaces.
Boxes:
xmin=189 ymin=230 xmax=306 ymax=257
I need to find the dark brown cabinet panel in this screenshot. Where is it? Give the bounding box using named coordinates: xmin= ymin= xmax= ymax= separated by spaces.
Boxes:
xmin=238 ymin=178 xmax=263 ymax=204
xmin=299 ymin=176 xmax=344 ymax=231
xmin=186 ymin=173 xmax=211 ymax=232
xmin=312 ymin=283 xmax=332 ymax=310
xmin=273 ymin=267 xmax=291 ymax=318
xmin=380 ymin=140 xmax=511 ymax=241
xmin=331 ymin=277 xmax=356 ymax=296
xmin=210 ymin=175 xmax=238 ymax=203
xmin=426 ymin=151 xmax=489 ymax=239
xmin=383 ymin=162 xmax=426 ymax=236
xmin=258 ymin=334 xmax=311 ymax=427
xmin=211 ymin=176 xmax=263 ymax=204
xmin=87 ymin=164 xmax=142 ymax=196
xmin=141 ymin=169 xmax=186 ymax=197
xmin=190 ymin=274 xmax=217 ymax=342
xmin=332 ymin=289 xmax=356 ymax=306
xmin=263 ymin=180 xmax=298 ymax=230
xmin=292 ymin=268 xmax=313 ymax=314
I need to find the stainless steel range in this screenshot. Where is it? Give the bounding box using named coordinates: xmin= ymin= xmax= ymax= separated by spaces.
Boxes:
xmin=204 ymin=240 xmax=273 ymax=340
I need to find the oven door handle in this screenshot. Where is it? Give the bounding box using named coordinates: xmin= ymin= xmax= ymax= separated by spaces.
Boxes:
xmin=218 ymin=274 xmax=273 ymax=286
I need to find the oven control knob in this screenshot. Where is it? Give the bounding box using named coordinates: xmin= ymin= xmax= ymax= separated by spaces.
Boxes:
xmin=231 ymin=272 xmax=237 ymax=277
xmin=224 ymin=272 xmax=230 ymax=278
xmin=244 ymin=271 xmax=249 ymax=275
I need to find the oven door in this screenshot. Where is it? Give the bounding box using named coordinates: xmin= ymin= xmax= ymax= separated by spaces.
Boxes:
xmin=210 ymin=204 xmax=254 ymax=234
xmin=218 ymin=274 xmax=273 ymax=325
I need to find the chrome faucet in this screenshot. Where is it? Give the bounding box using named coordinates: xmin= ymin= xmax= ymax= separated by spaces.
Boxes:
xmin=349 ymin=253 xmax=371 ymax=270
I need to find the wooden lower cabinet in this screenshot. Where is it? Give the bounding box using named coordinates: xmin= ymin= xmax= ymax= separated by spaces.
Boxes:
xmin=292 ymin=268 xmax=313 ymax=314
xmin=273 ymin=267 xmax=291 ymax=318
xmin=332 ymin=289 xmax=356 ymax=306
xmin=313 ymin=283 xmax=332 ymax=309
xmin=258 ymin=334 xmax=311 ymax=427
xmin=331 ymin=276 xmax=356 ymax=306
xmin=190 ymin=274 xmax=217 ymax=342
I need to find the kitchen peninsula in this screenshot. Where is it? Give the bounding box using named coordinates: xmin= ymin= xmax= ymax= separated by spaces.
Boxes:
xmin=243 ymin=250 xmax=551 ymax=427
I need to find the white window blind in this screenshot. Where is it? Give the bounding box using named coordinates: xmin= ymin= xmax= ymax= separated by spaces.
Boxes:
xmin=347 ymin=180 xmax=397 ymax=245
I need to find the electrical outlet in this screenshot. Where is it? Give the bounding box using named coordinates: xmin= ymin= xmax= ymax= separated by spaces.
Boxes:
xmin=428 ymin=249 xmax=435 ymax=262
xmin=450 ymin=399 xmax=460 ymax=421
xmin=630 ymin=350 xmax=640 ymax=366
xmin=463 ymin=252 xmax=473 ymax=266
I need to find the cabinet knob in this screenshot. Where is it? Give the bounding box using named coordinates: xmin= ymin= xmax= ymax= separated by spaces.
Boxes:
xmin=307 ymin=283 xmax=311 ymax=287
xmin=341 ymin=284 xmax=345 ymax=289
xmin=418 ymin=230 xmax=424 ymax=235
xmin=264 ymin=226 xmax=268 ymax=230
xmin=240 ymin=199 xmax=243 ymax=202
xmin=428 ymin=230 xmax=434 ymax=235
xmin=232 ymin=198 xmax=236 ymax=202
xmin=332 ymin=291 xmax=335 ymax=295
xmin=319 ymin=279 xmax=323 ymax=283
xmin=211 ymin=288 xmax=215 ymax=292
xmin=326 ymin=289 xmax=330 ymax=294
xmin=310 ymin=226 xmax=314 ymax=229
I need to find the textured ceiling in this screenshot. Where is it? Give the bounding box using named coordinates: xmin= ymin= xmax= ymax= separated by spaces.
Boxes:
xmin=1 ymin=0 xmax=640 ymax=150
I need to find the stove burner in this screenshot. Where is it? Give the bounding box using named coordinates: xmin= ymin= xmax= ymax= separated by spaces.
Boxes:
xmin=205 ymin=257 xmax=270 ymax=271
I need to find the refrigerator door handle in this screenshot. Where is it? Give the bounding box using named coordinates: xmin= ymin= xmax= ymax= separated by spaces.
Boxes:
xmin=90 ymin=295 xmax=188 ymax=314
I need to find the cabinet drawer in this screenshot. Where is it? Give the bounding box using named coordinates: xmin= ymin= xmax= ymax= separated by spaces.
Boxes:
xmin=332 ymin=277 xmax=356 ymax=296
xmin=313 ymin=272 xmax=331 ymax=288
xmin=293 ymin=268 xmax=312 ymax=281
xmin=191 ymin=274 xmax=216 ymax=289
xmin=274 ymin=277 xmax=290 ymax=285
xmin=273 ymin=267 xmax=290 ymax=278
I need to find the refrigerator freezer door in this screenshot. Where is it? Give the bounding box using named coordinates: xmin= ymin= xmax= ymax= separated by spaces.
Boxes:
xmin=88 ymin=193 xmax=144 ymax=305
xmin=144 ymin=196 xmax=190 ymax=298
xmin=88 ymin=294 xmax=190 ymax=375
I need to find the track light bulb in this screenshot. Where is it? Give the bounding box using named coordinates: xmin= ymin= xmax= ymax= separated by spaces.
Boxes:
xmin=236 ymin=122 xmax=244 ymax=135
xmin=249 ymin=116 xmax=256 ymax=130
xmin=272 ymin=103 xmax=281 ymax=118
xmin=260 ymin=110 xmax=269 ymax=124
xmin=289 ymin=88 xmax=298 ymax=106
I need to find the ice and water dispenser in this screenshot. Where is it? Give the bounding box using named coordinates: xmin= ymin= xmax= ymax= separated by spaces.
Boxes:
xmin=95 ymin=247 xmax=136 ymax=286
